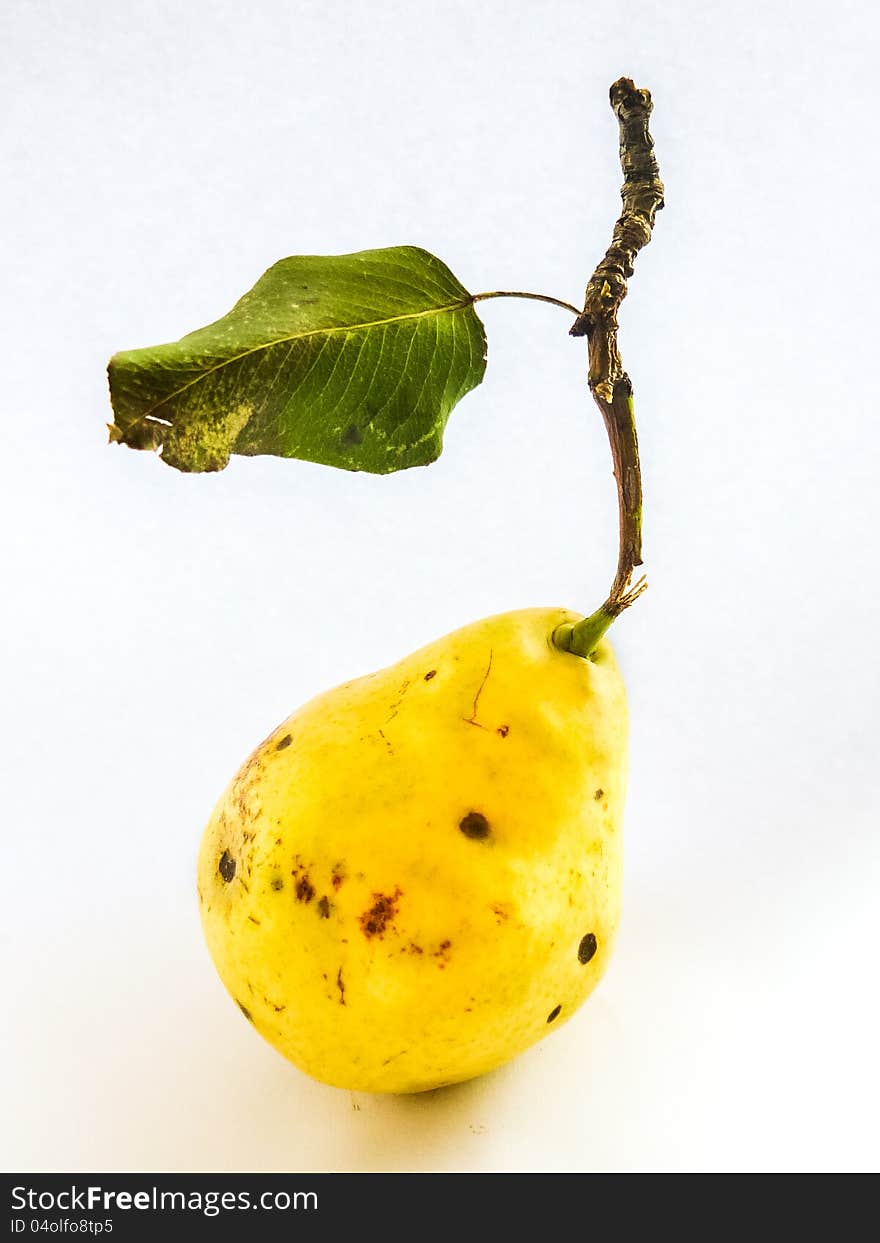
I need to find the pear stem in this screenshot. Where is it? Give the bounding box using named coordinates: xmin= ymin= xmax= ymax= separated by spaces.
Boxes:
xmin=554 ymin=77 xmax=664 ymax=659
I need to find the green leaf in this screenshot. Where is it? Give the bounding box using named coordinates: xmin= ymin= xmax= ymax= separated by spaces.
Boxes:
xmin=107 ymin=246 xmax=487 ymax=474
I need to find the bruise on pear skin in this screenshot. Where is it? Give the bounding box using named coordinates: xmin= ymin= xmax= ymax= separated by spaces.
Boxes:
xmin=295 ymin=876 xmax=315 ymax=903
xmin=232 ymin=749 xmax=266 ymax=823
xmin=291 ymin=856 xmax=315 ymax=903
xmin=360 ymin=888 xmax=402 ymax=938
xmin=434 ymin=940 xmax=452 ymax=969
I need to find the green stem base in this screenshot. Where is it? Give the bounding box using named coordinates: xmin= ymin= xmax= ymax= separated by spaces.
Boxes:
xmin=552 ymin=572 xmax=648 ymax=659
xmin=552 ymin=607 xmax=615 ymax=659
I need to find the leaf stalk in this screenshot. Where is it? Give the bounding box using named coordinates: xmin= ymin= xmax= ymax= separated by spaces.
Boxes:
xmin=472 ymin=291 xmax=582 ymax=316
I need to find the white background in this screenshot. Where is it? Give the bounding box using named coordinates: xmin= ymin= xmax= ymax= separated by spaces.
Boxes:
xmin=2 ymin=0 xmax=879 ymax=1173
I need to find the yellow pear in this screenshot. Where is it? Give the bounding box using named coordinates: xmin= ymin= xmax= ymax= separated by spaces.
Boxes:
xmin=197 ymin=606 xmax=628 ymax=1093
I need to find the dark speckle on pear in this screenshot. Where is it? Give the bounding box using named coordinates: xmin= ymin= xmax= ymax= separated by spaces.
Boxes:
xmin=218 ymin=850 xmax=236 ymax=883
xmin=578 ymin=933 xmax=598 ymax=964
xmin=459 ymin=811 xmax=490 ymax=840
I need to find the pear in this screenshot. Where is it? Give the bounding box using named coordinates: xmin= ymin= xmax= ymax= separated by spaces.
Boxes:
xmin=197 ymin=607 xmax=627 ymax=1093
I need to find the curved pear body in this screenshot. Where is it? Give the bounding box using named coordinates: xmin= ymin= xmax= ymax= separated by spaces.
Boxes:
xmin=198 ymin=608 xmax=628 ymax=1093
